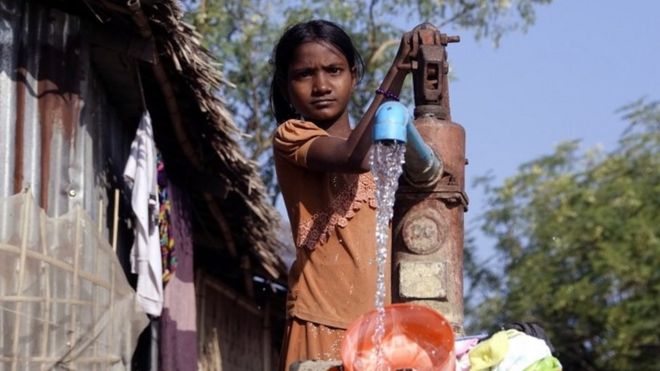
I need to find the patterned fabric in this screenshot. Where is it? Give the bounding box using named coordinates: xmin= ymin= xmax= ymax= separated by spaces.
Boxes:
xmin=296 ymin=172 xmax=377 ymax=250
xmin=157 ymin=154 xmax=177 ymax=283
xmin=279 ymin=318 xmax=344 ymax=371
xmin=159 ymin=183 xmax=197 ymax=370
xmin=273 ymin=119 xmax=391 ymax=330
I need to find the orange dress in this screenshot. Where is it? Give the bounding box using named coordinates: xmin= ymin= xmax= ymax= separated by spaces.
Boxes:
xmin=273 ymin=120 xmax=391 ymax=370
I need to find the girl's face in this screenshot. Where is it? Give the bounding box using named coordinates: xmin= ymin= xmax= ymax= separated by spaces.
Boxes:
xmin=286 ymin=41 xmax=356 ymax=129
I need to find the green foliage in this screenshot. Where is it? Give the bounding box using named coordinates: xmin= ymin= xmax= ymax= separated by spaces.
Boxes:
xmin=181 ymin=0 xmax=553 ymax=203
xmin=466 ymin=99 xmax=660 ymax=370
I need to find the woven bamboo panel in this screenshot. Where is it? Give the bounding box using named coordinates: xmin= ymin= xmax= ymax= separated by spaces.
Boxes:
xmin=0 ymin=191 xmax=148 ymax=370
xmin=197 ymin=274 xmax=276 ymax=371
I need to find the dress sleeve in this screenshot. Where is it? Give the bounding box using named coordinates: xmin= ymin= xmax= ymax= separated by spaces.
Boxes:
xmin=273 ymin=119 xmax=329 ymax=168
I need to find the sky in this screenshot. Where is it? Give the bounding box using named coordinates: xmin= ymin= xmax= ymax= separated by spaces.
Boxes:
xmin=438 ymin=0 xmax=660 ymax=263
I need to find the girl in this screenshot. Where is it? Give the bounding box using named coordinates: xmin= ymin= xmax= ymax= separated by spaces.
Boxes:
xmin=270 ymin=19 xmax=412 ymax=370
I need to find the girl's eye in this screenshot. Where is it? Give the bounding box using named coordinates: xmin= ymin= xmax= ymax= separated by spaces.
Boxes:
xmin=292 ymin=70 xmax=312 ymax=79
xmin=328 ymin=67 xmax=341 ymax=74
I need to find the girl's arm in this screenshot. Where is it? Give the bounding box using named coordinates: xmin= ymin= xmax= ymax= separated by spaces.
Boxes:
xmin=306 ymin=32 xmax=414 ymax=173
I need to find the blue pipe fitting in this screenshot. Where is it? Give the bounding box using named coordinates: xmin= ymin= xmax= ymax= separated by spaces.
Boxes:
xmin=406 ymin=118 xmax=438 ymax=169
xmin=373 ymin=101 xmax=410 ymax=143
xmin=372 ymin=101 xmax=444 ymax=187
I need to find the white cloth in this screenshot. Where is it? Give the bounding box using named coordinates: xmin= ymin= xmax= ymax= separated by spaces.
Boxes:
xmin=123 ymin=111 xmax=163 ymax=316
xmin=493 ymin=331 xmax=552 ymax=371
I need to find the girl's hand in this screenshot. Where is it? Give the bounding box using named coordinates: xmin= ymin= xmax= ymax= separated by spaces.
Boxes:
xmin=394 ymin=31 xmax=414 ymax=71
xmin=396 ymin=23 xmax=449 ymax=71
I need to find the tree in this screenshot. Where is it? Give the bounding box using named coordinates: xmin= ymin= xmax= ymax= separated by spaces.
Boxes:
xmin=181 ymin=0 xmax=554 ymax=203
xmin=465 ymin=99 xmax=660 ymax=370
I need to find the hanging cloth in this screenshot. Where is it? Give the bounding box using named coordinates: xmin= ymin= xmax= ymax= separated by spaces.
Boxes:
xmin=157 ymin=154 xmax=177 ymax=283
xmin=159 ymin=183 xmax=197 ymax=370
xmin=124 ymin=111 xmax=163 ymax=316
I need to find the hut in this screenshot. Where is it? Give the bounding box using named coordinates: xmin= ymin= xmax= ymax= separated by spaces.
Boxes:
xmin=0 ymin=0 xmax=288 ymax=369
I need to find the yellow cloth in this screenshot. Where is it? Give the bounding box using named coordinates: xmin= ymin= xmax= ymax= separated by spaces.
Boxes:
xmin=273 ymin=119 xmax=391 ymax=329
xmin=524 ymin=356 xmax=562 ymax=371
xmin=469 ymin=330 xmax=518 ymax=370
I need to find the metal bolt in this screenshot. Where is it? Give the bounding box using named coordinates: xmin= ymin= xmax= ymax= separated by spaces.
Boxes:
xmin=68 ymin=189 xmax=77 ymax=198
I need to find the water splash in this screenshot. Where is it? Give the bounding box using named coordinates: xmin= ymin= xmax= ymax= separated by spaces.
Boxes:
xmin=370 ymin=141 xmax=406 ymax=371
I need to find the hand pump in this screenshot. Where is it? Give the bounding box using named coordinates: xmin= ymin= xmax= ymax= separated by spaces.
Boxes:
xmin=392 ymin=23 xmax=468 ymax=335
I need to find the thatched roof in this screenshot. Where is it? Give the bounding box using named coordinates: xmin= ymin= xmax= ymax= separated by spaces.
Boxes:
xmin=49 ymin=0 xmax=287 ymax=282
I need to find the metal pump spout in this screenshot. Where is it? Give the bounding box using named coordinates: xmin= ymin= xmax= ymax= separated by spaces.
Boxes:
xmin=373 ymin=101 xmax=443 ymax=187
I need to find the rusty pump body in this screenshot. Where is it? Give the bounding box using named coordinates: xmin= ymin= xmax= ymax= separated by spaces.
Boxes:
xmin=391 ymin=23 xmax=468 ymax=334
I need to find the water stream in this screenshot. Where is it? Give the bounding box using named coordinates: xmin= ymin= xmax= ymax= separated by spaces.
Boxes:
xmin=370 ymin=141 xmax=406 ymax=371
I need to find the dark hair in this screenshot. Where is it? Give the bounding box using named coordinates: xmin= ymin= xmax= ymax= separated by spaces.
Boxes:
xmin=269 ymin=19 xmax=365 ymax=124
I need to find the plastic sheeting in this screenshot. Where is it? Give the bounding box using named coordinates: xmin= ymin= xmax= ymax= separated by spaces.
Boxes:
xmin=0 ymin=191 xmax=148 ymax=370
